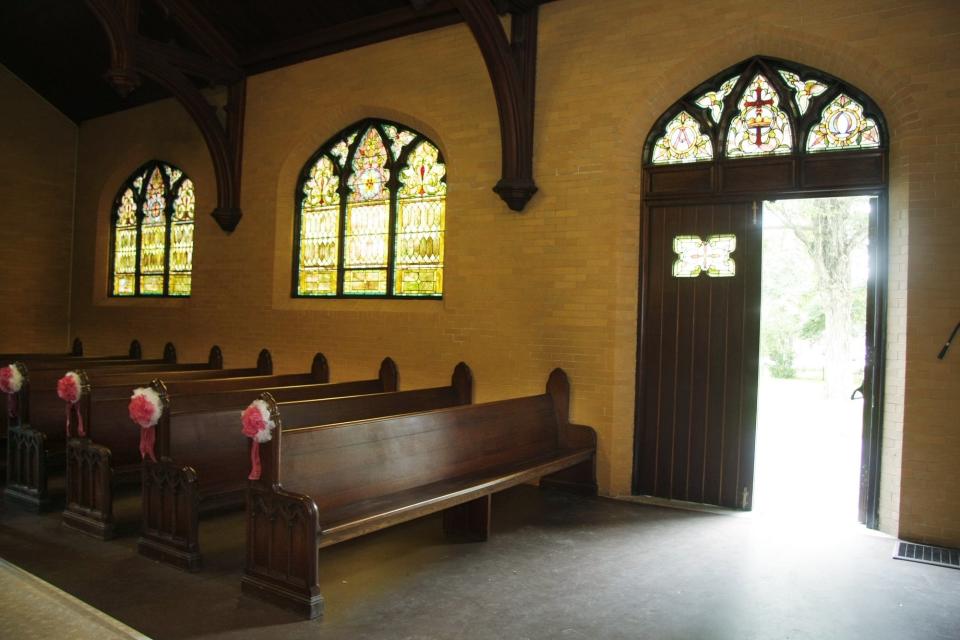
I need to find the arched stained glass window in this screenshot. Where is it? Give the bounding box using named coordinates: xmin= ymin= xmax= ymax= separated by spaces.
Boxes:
xmin=110 ymin=161 xmax=195 ymax=297
xmin=294 ymin=119 xmax=446 ymax=298
xmin=645 ymin=57 xmax=885 ymax=166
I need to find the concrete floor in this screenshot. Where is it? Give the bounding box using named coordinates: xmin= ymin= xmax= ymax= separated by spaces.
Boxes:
xmin=1 ymin=486 xmax=958 ymax=640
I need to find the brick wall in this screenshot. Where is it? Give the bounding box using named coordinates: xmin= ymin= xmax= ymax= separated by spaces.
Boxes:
xmin=66 ymin=0 xmax=960 ymax=544
xmin=0 ymin=65 xmax=77 ymax=352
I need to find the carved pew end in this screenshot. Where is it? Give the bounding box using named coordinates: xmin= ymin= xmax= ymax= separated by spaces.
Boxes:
xmin=240 ymin=576 xmax=324 ymax=620
xmin=62 ymin=439 xmax=116 ymax=539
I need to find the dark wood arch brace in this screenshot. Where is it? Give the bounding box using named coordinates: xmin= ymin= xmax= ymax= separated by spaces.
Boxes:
xmin=85 ymin=0 xmax=245 ymax=232
xmin=451 ymin=0 xmax=539 ymax=211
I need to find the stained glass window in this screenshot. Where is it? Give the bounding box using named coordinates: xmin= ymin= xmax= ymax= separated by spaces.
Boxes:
xmin=727 ymin=74 xmax=793 ymax=158
xmin=778 ymin=70 xmax=828 ymax=115
xmin=807 ymin=94 xmax=881 ymax=152
xmin=673 ymin=234 xmax=737 ymax=278
xmin=294 ymin=119 xmax=447 ymax=298
xmin=110 ymin=161 xmax=195 ymax=297
xmin=695 ymin=75 xmax=739 ymax=124
xmin=651 ymin=111 xmax=713 ymax=164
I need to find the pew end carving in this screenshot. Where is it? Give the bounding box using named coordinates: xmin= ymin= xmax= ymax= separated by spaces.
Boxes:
xmin=311 ymin=353 xmax=329 ymax=383
xmin=451 ymin=362 xmax=473 ymax=405
xmin=379 ymin=358 xmax=398 ymax=391
xmin=63 ymin=439 xmax=115 ymax=539
xmin=71 ymin=338 xmax=84 ymax=356
xmin=138 ymin=458 xmax=202 ymax=571
xmin=163 ymin=342 xmax=177 ymax=363
xmin=4 ymin=425 xmax=51 ymax=511
xmin=208 ymin=345 xmax=224 ymax=369
xmin=256 ymin=349 xmax=273 ymax=375
xmin=540 ymin=368 xmax=598 ymax=496
xmin=129 ymin=339 xmax=142 ymax=359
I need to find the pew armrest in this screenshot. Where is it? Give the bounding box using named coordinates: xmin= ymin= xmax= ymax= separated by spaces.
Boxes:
xmin=541 ymin=422 xmax=597 ymax=495
xmin=242 ymin=482 xmax=323 ymax=619
xmin=63 ymin=439 xmax=115 ymax=539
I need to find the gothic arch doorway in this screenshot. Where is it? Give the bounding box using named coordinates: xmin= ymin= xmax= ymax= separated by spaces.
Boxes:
xmin=632 ymin=56 xmax=888 ymax=528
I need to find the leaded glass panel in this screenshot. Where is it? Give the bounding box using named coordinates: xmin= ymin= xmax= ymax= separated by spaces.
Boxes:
xmin=726 ymin=74 xmax=793 ymax=157
xmin=694 ymin=75 xmax=739 ymax=124
xmin=168 ymin=178 xmax=195 ymax=296
xmin=113 ymin=188 xmax=137 ymax=296
xmin=778 ymin=70 xmax=828 ymax=115
xmin=344 ymin=128 xmax=390 ymax=295
xmin=139 ymin=168 xmax=167 ymax=295
xmin=807 ymin=94 xmax=881 ymax=151
xmin=298 ymin=157 xmax=340 ymax=296
xmin=383 ymin=124 xmax=417 ymax=159
xmin=673 ymin=234 xmax=737 ymax=278
xmin=395 ymin=141 xmax=446 ymax=296
xmin=651 ymin=111 xmax=713 ymax=164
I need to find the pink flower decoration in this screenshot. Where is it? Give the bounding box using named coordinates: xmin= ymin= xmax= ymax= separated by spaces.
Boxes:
xmin=129 ymin=388 xmax=162 ymax=429
xmin=57 ymin=372 xmax=82 ymax=404
xmin=0 ymin=364 xmax=23 ymax=394
xmin=242 ymin=400 xmax=274 ymax=443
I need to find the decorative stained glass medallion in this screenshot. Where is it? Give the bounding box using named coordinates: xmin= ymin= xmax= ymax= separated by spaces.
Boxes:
xmin=778 ymin=70 xmax=827 ymax=115
xmin=294 ymin=119 xmax=447 ymax=298
xmin=694 ymin=75 xmax=739 ymax=123
xmin=110 ymin=161 xmax=195 ymax=297
xmin=672 ymin=234 xmax=737 ymax=278
xmin=726 ymin=74 xmax=793 ymax=157
xmin=807 ymin=94 xmax=881 ymax=151
xmin=652 ymin=111 xmax=713 ymax=164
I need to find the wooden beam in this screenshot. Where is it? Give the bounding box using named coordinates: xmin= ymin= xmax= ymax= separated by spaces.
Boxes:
xmin=135 ymin=37 xmax=241 ymax=85
xmin=152 ymin=0 xmax=240 ymax=67
xmin=242 ymin=4 xmax=463 ymax=74
xmin=450 ymin=0 xmax=538 ymax=211
xmin=85 ymin=0 xmax=245 ymax=232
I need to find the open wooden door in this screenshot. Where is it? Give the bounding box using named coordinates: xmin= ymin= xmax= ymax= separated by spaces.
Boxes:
xmin=634 ymin=201 xmax=762 ymax=509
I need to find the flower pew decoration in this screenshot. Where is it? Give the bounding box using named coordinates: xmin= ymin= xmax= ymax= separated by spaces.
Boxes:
xmin=241 ymin=399 xmax=276 ymax=480
xmin=129 ymin=387 xmax=163 ymax=462
xmin=0 ymin=362 xmax=25 ymax=419
xmin=57 ymin=371 xmax=86 ymax=438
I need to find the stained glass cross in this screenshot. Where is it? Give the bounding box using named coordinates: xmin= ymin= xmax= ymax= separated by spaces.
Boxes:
xmin=744 ymin=87 xmax=774 ymax=145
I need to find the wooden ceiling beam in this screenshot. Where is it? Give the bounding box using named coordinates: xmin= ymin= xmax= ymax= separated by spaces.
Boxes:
xmin=450 ymin=0 xmax=538 ymax=211
xmin=136 ymin=37 xmax=242 ymax=85
xmin=241 ymin=3 xmax=462 ymax=74
xmin=152 ymin=0 xmax=240 ymax=68
xmin=85 ymin=0 xmax=246 ymax=233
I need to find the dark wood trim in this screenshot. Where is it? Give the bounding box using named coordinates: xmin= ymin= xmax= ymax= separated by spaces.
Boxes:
xmin=450 ymin=0 xmax=538 ymax=211
xmin=152 ymin=0 xmax=240 ymax=68
xmin=135 ymin=37 xmax=241 ymax=85
xmin=84 ymin=0 xmax=141 ymax=97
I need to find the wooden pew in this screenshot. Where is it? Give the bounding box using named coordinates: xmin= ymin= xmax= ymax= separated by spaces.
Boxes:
xmin=0 ymin=338 xmax=142 ymax=362
xmin=241 ymin=368 xmax=597 ymax=619
xmin=62 ymin=352 xmax=330 ymax=538
xmin=138 ymin=358 xmax=438 ymax=570
xmin=3 ymin=344 xmax=228 ymax=511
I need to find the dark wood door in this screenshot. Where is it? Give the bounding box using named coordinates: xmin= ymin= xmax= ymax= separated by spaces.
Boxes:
xmin=634 ymin=201 xmax=762 ymax=509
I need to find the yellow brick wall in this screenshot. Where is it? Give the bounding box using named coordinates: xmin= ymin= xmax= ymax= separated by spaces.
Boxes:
xmin=66 ymin=0 xmax=960 ymax=544
xmin=0 ymin=65 xmax=77 ymax=352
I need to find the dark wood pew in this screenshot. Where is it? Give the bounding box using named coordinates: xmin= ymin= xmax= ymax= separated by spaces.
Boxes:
xmin=3 ymin=344 xmax=227 ymax=511
xmin=0 ymin=338 xmax=141 ymax=362
xmin=138 ymin=358 xmax=443 ymax=570
xmin=241 ymin=368 xmax=596 ymax=619
xmin=62 ymin=352 xmax=330 ymax=538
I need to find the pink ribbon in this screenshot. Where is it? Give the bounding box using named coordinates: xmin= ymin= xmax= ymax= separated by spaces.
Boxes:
xmin=65 ymin=403 xmax=85 ymax=438
xmin=139 ymin=427 xmax=156 ymax=462
xmin=248 ymin=441 xmax=261 ymax=480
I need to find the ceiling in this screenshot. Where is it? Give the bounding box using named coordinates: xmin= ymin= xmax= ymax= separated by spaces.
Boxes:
xmin=0 ymin=0 xmax=472 ymax=123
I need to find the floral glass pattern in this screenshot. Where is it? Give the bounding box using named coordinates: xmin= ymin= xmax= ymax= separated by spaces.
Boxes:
xmin=651 ymin=111 xmax=713 ymax=164
xmin=293 ymin=119 xmax=447 ymax=298
xmin=778 ymin=70 xmax=828 ymax=115
xmin=672 ymin=234 xmax=737 ymax=278
xmin=726 ymin=74 xmax=793 ymax=157
xmin=807 ymin=94 xmax=881 ymax=151
xmin=110 ymin=161 xmax=195 ymax=296
xmin=694 ymin=75 xmax=739 ymax=124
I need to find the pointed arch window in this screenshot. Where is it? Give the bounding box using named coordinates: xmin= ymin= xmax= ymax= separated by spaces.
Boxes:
xmin=110 ymin=161 xmax=195 ymax=297
xmin=646 ymin=57 xmax=886 ymax=166
xmin=294 ymin=119 xmax=446 ymax=298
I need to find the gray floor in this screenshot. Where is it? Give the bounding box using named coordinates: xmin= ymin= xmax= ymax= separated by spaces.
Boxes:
xmin=1 ymin=485 xmax=958 ymax=640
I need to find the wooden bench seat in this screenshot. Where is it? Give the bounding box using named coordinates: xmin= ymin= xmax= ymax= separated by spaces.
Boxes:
xmin=3 ymin=343 xmax=227 ymax=511
xmin=241 ymin=368 xmax=597 ymax=619
xmin=138 ymin=360 xmax=471 ymax=571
